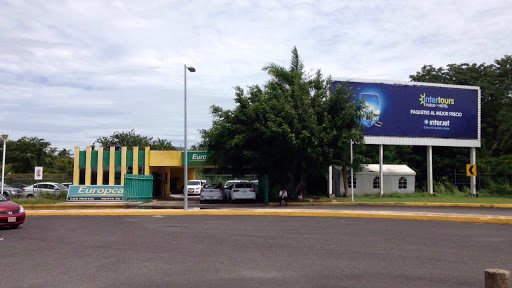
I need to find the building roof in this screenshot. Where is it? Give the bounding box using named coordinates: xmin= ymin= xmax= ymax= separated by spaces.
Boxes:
xmin=359 ymin=164 xmax=416 ymax=176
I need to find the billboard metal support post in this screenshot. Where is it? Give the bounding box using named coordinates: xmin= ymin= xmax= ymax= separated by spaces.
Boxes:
xmin=379 ymin=145 xmax=384 ymax=196
xmin=350 ymin=139 xmax=354 ymax=202
xmin=427 ymin=146 xmax=434 ymax=195
xmin=470 ymin=147 xmax=476 ymax=197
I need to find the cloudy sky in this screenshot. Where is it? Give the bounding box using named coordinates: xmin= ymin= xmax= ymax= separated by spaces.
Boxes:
xmin=1 ymin=0 xmax=511 ymax=152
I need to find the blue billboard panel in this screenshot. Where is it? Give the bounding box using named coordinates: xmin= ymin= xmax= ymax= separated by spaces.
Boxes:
xmin=332 ymin=81 xmax=479 ymax=140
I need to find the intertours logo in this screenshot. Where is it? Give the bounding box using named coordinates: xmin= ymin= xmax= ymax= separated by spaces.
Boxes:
xmin=419 ymin=93 xmax=454 ymax=108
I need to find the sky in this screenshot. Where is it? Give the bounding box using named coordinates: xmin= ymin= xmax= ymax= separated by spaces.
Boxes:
xmin=1 ymin=0 xmax=511 ymax=152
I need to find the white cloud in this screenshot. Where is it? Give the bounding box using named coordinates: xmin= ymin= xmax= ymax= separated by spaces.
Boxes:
xmin=0 ymin=0 xmax=511 ymax=150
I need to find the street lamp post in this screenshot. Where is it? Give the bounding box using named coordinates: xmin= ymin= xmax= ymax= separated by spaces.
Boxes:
xmin=1 ymin=134 xmax=8 ymax=197
xmin=184 ymin=64 xmax=196 ymax=210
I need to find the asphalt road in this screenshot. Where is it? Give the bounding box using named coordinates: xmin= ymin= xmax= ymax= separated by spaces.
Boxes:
xmin=149 ymin=196 xmax=512 ymax=217
xmin=1 ymin=215 xmax=511 ymax=288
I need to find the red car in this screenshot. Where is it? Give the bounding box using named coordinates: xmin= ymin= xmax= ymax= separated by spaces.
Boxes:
xmin=0 ymin=194 xmax=25 ymax=229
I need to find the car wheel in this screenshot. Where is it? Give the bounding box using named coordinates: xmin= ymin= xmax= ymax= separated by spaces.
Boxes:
xmin=2 ymin=192 xmax=8 ymax=198
xmin=27 ymin=194 xmax=34 ymax=198
xmin=10 ymin=224 xmax=20 ymax=229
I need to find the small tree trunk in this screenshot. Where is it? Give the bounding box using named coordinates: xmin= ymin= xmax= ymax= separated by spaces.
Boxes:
xmin=342 ymin=166 xmax=349 ymax=197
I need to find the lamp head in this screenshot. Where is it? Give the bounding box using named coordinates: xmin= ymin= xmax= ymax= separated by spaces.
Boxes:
xmin=187 ymin=66 xmax=196 ymax=72
xmin=1 ymin=134 xmax=7 ymax=140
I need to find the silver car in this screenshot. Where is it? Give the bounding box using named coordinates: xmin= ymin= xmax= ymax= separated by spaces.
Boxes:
xmin=22 ymin=182 xmax=68 ymax=198
xmin=1 ymin=184 xmax=23 ymax=198
xmin=199 ymin=182 xmax=224 ymax=203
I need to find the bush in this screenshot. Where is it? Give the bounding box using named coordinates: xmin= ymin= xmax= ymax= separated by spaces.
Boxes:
xmin=433 ymin=181 xmax=464 ymax=195
xmin=486 ymin=181 xmax=512 ymax=196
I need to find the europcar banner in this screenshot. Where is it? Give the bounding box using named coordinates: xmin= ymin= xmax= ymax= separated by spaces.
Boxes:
xmin=67 ymin=185 xmax=123 ymax=201
xmin=331 ymin=81 xmax=479 ymax=139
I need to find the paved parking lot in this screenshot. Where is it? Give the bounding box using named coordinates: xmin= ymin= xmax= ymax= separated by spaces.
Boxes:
xmin=1 ymin=215 xmax=511 ymax=288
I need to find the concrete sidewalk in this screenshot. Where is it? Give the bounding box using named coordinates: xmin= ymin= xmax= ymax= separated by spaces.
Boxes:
xmin=21 ymin=200 xmax=512 ymax=225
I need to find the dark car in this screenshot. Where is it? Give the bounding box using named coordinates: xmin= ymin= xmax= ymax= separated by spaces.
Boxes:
xmin=0 ymin=194 xmax=25 ymax=229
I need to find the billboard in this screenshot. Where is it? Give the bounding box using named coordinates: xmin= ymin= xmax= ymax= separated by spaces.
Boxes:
xmin=332 ymin=79 xmax=481 ymax=147
xmin=67 ymin=185 xmax=123 ymax=201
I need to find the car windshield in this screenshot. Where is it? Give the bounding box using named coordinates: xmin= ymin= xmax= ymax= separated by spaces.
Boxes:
xmin=224 ymin=181 xmax=237 ymax=187
xmin=54 ymin=183 xmax=68 ymax=190
xmin=187 ymin=180 xmax=201 ymax=186
xmin=204 ymin=183 xmax=222 ymax=189
xmin=235 ymin=183 xmax=253 ymax=189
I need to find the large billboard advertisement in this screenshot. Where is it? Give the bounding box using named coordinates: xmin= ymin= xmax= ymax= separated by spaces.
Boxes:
xmin=332 ymin=79 xmax=480 ymax=147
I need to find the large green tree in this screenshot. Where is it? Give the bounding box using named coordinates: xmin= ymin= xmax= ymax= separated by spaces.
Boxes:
xmin=2 ymin=137 xmax=72 ymax=175
xmin=95 ymin=129 xmax=176 ymax=150
xmin=410 ymin=56 xmax=512 ymax=156
xmin=400 ymin=55 xmax=512 ymax=188
xmin=6 ymin=137 xmax=52 ymax=173
xmin=201 ymin=47 xmax=365 ymax=197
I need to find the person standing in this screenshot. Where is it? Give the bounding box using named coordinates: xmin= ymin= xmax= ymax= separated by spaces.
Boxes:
xmin=279 ymin=187 xmax=288 ymax=206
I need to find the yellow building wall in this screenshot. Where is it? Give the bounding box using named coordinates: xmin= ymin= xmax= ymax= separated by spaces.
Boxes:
xmin=85 ymin=147 xmax=92 ymax=185
xmin=72 ymin=147 xmax=203 ymax=198
xmin=73 ymin=147 xmax=80 ymax=185
xmin=149 ymin=150 xmax=182 ymax=166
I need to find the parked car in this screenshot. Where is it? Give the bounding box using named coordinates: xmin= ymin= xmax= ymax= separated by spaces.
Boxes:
xmin=8 ymin=183 xmax=28 ymax=190
xmin=250 ymin=180 xmax=259 ymax=193
xmin=226 ymin=181 xmax=257 ymax=203
xmin=183 ymin=180 xmax=207 ymax=195
xmin=1 ymin=184 xmax=23 ymax=198
xmin=61 ymin=182 xmax=72 ymax=188
xmin=0 ymin=194 xmax=25 ymax=229
xmin=199 ymin=182 xmax=224 ymax=203
xmin=223 ymin=180 xmax=244 ymax=201
xmin=22 ymin=182 xmax=69 ymax=198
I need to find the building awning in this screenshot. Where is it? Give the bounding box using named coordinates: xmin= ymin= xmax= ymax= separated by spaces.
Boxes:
xmin=359 ymin=164 xmax=416 ymax=176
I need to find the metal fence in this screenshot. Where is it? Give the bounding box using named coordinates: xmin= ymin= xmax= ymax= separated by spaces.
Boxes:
xmin=448 ymin=173 xmax=512 ymax=190
xmin=124 ymin=174 xmax=154 ymax=202
xmin=3 ymin=176 xmax=72 ymax=186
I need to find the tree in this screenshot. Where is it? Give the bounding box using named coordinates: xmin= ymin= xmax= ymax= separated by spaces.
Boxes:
xmin=407 ymin=55 xmax=512 ymax=187
xmin=201 ymin=47 xmax=365 ymax=197
xmin=6 ymin=137 xmax=52 ymax=173
xmin=410 ymin=56 xmax=512 ymax=156
xmin=95 ymin=129 xmax=153 ymax=148
xmin=150 ymin=138 xmax=176 ymax=150
xmin=95 ymin=129 xmax=177 ymax=150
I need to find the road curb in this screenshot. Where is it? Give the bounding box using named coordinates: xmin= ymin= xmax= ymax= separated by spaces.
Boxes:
xmin=25 ymin=209 xmax=512 ymax=224
xmin=20 ymin=201 xmax=512 ymax=210
xmin=269 ymin=201 xmax=512 ymax=208
xmin=22 ymin=203 xmax=128 ymax=210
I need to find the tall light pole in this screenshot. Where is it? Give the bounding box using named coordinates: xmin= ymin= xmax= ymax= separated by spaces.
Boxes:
xmin=1 ymin=134 xmax=8 ymax=197
xmin=184 ymin=64 xmax=196 ymax=210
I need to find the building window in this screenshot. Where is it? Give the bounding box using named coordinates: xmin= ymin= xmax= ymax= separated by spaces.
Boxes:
xmin=373 ymin=176 xmax=380 ymax=189
xmin=399 ymin=177 xmax=407 ymax=189
xmin=348 ymin=175 xmax=357 ymax=188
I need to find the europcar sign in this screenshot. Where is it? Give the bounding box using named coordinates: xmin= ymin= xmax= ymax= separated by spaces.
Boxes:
xmin=332 ymin=79 xmax=480 ymax=147
xmin=181 ymin=151 xmax=209 ymax=165
xmin=67 ymin=185 xmax=123 ymax=201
